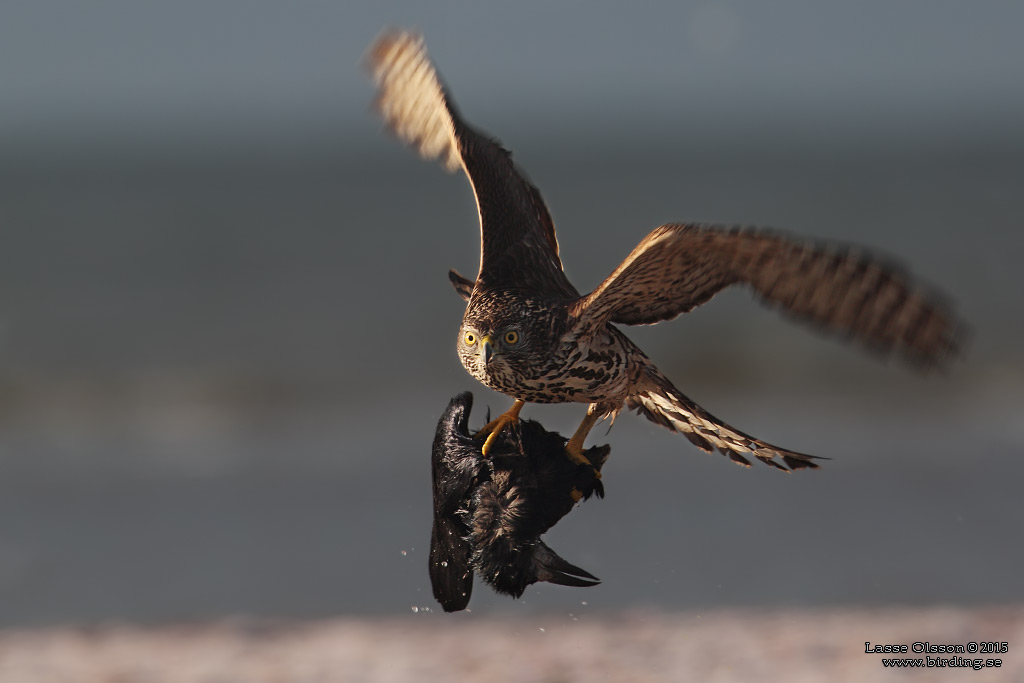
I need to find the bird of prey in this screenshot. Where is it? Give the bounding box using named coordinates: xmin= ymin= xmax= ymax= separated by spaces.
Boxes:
xmin=430 ymin=392 xmax=606 ymax=612
xmin=368 ymin=31 xmax=962 ymax=472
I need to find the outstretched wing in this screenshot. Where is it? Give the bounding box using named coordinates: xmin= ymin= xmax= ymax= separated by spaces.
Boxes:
xmin=367 ymin=31 xmax=575 ymax=298
xmin=572 ymin=223 xmax=963 ymax=368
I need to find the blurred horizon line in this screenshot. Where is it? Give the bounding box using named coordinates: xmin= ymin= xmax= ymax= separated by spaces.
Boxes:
xmin=4 ymin=101 xmax=1024 ymax=167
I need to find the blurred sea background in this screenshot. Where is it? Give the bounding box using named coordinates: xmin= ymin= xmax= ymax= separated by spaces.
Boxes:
xmin=1 ymin=1 xmax=1022 ymax=629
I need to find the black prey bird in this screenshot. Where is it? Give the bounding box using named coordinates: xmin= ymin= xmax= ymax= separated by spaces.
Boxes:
xmin=430 ymin=392 xmax=607 ymax=612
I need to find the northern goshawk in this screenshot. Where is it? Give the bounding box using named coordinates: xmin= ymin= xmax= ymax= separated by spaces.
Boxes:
xmin=367 ymin=31 xmax=962 ymax=472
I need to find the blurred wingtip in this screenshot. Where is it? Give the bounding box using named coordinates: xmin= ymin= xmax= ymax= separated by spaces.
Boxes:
xmin=363 ymin=27 xmax=422 ymax=75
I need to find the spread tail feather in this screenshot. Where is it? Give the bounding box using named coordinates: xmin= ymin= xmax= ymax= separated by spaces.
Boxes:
xmin=626 ymin=369 xmax=823 ymax=472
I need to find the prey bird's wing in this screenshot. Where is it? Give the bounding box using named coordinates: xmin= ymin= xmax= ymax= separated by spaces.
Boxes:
xmin=367 ymin=31 xmax=576 ymax=298
xmin=572 ymin=223 xmax=963 ymax=368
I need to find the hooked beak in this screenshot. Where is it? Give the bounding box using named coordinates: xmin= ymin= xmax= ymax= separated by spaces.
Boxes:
xmin=480 ymin=336 xmax=494 ymax=365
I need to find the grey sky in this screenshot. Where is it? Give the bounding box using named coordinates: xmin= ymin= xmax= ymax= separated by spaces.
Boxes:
xmin=2 ymin=1 xmax=1022 ymax=145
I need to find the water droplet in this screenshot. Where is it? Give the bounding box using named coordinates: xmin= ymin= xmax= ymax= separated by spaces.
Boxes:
xmin=411 ymin=606 xmax=419 ymax=613
xmin=538 ymin=627 xmax=545 ymax=632
xmin=400 ymin=550 xmax=407 ymax=556
xmin=440 ymin=561 xmax=447 ymax=567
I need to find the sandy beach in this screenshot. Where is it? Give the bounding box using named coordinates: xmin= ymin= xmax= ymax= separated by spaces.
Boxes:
xmin=2 ymin=606 xmax=1021 ymax=682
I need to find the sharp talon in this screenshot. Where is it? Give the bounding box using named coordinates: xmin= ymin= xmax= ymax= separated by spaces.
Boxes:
xmin=473 ymin=400 xmax=525 ymax=456
xmin=480 ymin=428 xmax=501 ymax=456
xmin=564 ymin=443 xmax=602 ymax=481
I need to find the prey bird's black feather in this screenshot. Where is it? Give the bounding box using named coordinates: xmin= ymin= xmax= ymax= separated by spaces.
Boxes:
xmin=430 ymin=392 xmax=607 ymax=612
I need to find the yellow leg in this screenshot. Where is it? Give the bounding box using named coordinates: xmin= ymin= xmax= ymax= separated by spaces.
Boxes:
xmin=475 ymin=399 xmax=525 ymax=456
xmin=565 ymin=409 xmax=602 ymax=476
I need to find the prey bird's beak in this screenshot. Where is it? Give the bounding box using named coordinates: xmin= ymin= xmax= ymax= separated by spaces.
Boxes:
xmin=480 ymin=336 xmax=494 ymax=365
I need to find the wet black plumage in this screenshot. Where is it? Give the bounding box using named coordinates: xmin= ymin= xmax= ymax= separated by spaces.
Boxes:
xmin=430 ymin=392 xmax=608 ymax=612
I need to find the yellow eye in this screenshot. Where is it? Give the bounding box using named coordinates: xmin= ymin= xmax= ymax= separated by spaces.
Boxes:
xmin=464 ymin=332 xmax=476 ymax=346
xmin=504 ymin=330 xmax=519 ymax=345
